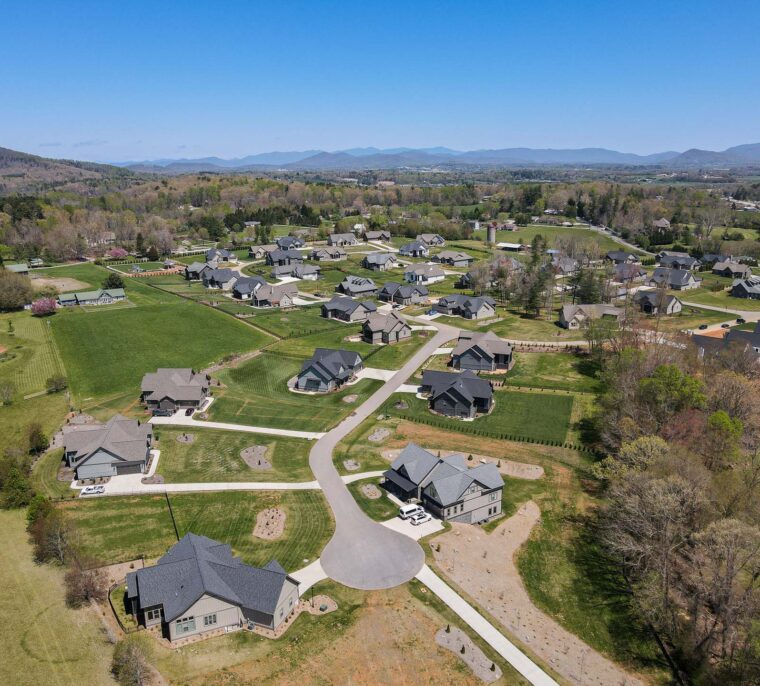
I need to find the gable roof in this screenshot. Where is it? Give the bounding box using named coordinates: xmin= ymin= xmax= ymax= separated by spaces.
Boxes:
xmin=650 ymin=267 xmax=700 ymax=287
xmin=363 ymin=311 xmax=409 ymax=334
xmin=362 ymin=251 xmax=397 ymax=266
xmin=399 ymin=240 xmax=429 ymax=254
xmin=322 ymin=295 xmax=376 ymax=315
xmin=452 ymin=331 xmax=512 ymax=359
xmin=338 ymin=275 xmax=377 ymax=293
xmin=380 ymin=282 xmax=429 ymax=299
xmin=422 ymin=369 xmax=493 ymax=404
xmin=433 ymin=250 xmax=473 ymax=263
xmin=204 ymin=268 xmax=238 ymax=284
xmin=633 ymin=289 xmax=682 ymax=310
xmin=561 ymin=303 xmax=623 ymax=322
xmin=232 ymin=276 xmax=267 ymax=296
xmin=300 ymin=348 xmax=363 ymax=383
xmin=405 ymin=263 xmax=445 ymax=279
xmin=64 ymin=414 xmax=151 ymax=464
xmin=141 ymin=368 xmax=208 ymax=403
xmin=437 ymin=294 xmax=496 ymax=314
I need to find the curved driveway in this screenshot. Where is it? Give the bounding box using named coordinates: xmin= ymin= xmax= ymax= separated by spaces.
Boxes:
xmin=312 ymin=322 xmax=459 ymax=590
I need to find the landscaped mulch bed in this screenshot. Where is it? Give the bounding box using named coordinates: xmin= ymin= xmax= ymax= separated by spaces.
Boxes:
xmin=240 ymin=445 xmax=272 ymax=470
xmin=253 ymin=507 xmax=286 ymax=540
xmin=360 ymin=483 xmax=382 ymax=500
xmin=175 ymin=432 xmax=195 ymax=444
xmin=343 ymin=459 xmax=360 ymax=471
xmin=367 ymin=427 xmax=391 ymax=443
xmin=342 ymin=394 xmax=359 ymax=404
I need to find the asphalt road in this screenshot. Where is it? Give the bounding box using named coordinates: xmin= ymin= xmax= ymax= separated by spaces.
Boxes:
xmin=313 ymin=322 xmax=459 ymax=590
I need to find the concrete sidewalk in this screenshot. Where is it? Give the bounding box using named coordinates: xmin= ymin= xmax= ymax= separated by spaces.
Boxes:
xmin=416 ymin=565 xmax=559 ymax=686
xmin=149 ymin=415 xmax=324 ymax=440
xmin=290 ymin=559 xmax=328 ymax=594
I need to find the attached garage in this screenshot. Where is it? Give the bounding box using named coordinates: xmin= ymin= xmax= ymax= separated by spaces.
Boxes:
xmin=116 ymin=463 xmax=144 ymax=476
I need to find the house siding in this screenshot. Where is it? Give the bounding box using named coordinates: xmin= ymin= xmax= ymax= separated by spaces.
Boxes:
xmin=168 ymin=594 xmax=243 ymax=641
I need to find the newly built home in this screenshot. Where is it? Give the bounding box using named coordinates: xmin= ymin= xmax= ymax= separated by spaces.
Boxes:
xmin=730 ymin=276 xmax=760 ymax=299
xmin=206 ymin=248 xmax=237 ymax=263
xmin=364 ymin=230 xmax=391 ymax=242
xmin=605 ymin=250 xmax=640 ymax=265
xmin=435 ymin=294 xmax=497 ymax=320
xmin=126 ymin=533 xmax=299 ymax=641
xmin=633 ymin=290 xmax=683 ymax=315
xmin=420 ymin=370 xmax=493 ymax=418
xmin=248 ymin=244 xmax=278 ymax=260
xmin=310 ymin=247 xmax=347 ymax=262
xmin=276 ymin=236 xmax=304 ymax=250
xmin=296 ymin=348 xmax=364 ymax=392
xmin=272 ymin=263 xmax=321 ymax=280
xmin=712 ymin=261 xmax=753 ymax=279
xmin=63 ymin=414 xmax=152 ymax=479
xmin=692 ymin=322 xmax=760 ymax=359
xmin=361 ymin=252 xmax=398 ymax=271
xmin=202 ymin=268 xmax=238 ymax=290
xmin=559 ymin=303 xmax=623 ymax=329
xmin=383 ymin=443 xmax=504 ymax=524
xmin=321 ymin=295 xmax=376 ymax=322
xmin=451 ymin=331 xmax=513 ymax=372
xmin=378 ymin=281 xmax=429 ymax=305
xmin=141 ymin=368 xmax=210 ymax=415
xmin=231 ymin=276 xmax=267 ymax=300
xmin=431 ymin=250 xmax=474 ymax=268
xmin=58 ymin=288 xmax=126 ymax=307
xmin=399 ymin=240 xmax=430 ymax=258
xmin=362 ymin=311 xmax=411 ymax=344
xmin=417 ymin=233 xmax=446 ymax=247
xmin=647 ymin=268 xmax=702 ymax=291
xmin=251 ymin=282 xmax=298 ymax=308
xmin=184 ymin=262 xmax=213 ymax=281
xmin=613 ymin=262 xmax=647 ymax=284
xmin=327 ymin=233 xmax=358 ymax=247
xmin=657 ymin=252 xmax=701 ymax=270
xmin=336 ymin=275 xmax=378 ymax=297
xmin=266 ymin=249 xmax=304 ymax=267
xmin=547 ymin=255 xmax=579 ymax=276
xmin=404 ymin=263 xmax=445 ymax=284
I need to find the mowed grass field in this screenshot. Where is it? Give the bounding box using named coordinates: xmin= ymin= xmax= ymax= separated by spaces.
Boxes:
xmin=0 ymin=509 xmax=115 ymax=686
xmin=503 ymin=352 xmax=600 ymax=393
xmin=157 ymin=428 xmax=313 ymax=482
xmin=60 ymin=490 xmax=333 ymax=570
xmin=208 ymin=352 xmax=382 ymax=431
xmin=0 ymin=393 xmax=68 ymax=457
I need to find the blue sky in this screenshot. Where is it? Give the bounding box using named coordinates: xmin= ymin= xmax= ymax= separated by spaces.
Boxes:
xmin=2 ymin=0 xmax=759 ymax=161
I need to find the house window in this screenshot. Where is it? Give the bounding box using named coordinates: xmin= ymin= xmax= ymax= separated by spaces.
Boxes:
xmin=279 ymin=609 xmax=284 ymax=618
xmin=203 ymin=614 xmax=217 ymax=627
xmin=489 ymin=492 xmax=498 ymax=502
xmin=146 ymin=607 xmax=162 ymax=622
xmin=459 ymin=504 xmax=464 ymax=513
xmin=289 ymin=598 xmax=293 ymax=607
xmin=176 ymin=616 xmax=196 ymax=634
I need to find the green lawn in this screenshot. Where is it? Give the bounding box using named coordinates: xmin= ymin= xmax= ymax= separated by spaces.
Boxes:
xmin=245 ymin=305 xmax=345 ymax=338
xmin=347 ymin=478 xmax=398 ymax=521
xmin=208 ymin=352 xmax=382 ymax=432
xmin=156 ymin=428 xmax=313 ymax=482
xmin=30 ymin=448 xmax=74 ymax=500
xmin=0 ymin=392 xmax=68 ymax=457
xmin=109 ymin=261 xmax=166 ymax=273
xmin=51 ymin=296 xmax=269 ymax=405
xmin=503 ymin=352 xmax=600 ymax=393
xmin=494 ymin=224 xmax=632 ymax=253
xmin=385 ymin=389 xmax=574 ymax=443
xmin=60 ymin=490 xmax=333 ymax=570
xmin=680 ymin=287 xmax=760 ymax=311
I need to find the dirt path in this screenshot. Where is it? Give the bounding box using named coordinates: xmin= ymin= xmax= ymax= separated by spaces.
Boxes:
xmin=432 ymin=502 xmax=645 ymax=686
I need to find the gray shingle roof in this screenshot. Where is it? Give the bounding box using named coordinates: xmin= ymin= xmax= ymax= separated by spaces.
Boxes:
xmin=649 ymin=267 xmax=700 ymax=288
xmin=322 ymin=295 xmax=376 ymax=315
xmin=141 ymin=368 xmax=208 ymax=403
xmin=452 ymin=331 xmax=512 ymax=358
xmin=421 ymin=369 xmax=493 ymax=404
xmin=64 ymin=414 xmax=151 ymax=464
xmin=300 ymin=348 xmax=363 ymax=383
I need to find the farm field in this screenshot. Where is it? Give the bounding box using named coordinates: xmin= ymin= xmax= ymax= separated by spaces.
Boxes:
xmin=59 ymin=490 xmax=333 ymax=570
xmin=156 ymin=428 xmax=313 ymax=482
xmin=208 ymin=352 xmax=382 ymax=431
xmin=494 ymin=223 xmax=632 ymax=253
xmin=0 ymin=509 xmax=115 ymax=686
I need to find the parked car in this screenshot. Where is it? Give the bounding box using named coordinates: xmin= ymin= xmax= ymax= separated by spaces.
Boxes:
xmin=399 ymin=504 xmax=423 ymax=520
xmin=721 ymin=323 xmax=731 ymax=329
xmin=698 ymin=324 xmax=708 ymax=330
xmin=410 ymin=511 xmax=432 ymax=526
xmin=185 ymin=408 xmax=194 ymax=416
xmin=737 ymin=317 xmax=746 ymax=324
xmin=81 ymin=485 xmax=104 ymax=496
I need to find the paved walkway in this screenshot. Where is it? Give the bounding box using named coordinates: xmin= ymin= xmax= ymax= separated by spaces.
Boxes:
xmin=681 ymin=299 xmax=759 ymax=320
xmin=149 ymin=414 xmax=324 ymax=440
xmin=290 ymin=559 xmax=328 ymax=594
xmin=416 ymin=565 xmax=559 ymax=686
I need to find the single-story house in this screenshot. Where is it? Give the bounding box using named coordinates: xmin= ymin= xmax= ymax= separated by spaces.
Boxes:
xmin=202 ymin=268 xmax=238 ymax=290
xmin=266 ymin=249 xmax=304 ymax=267
xmin=647 ymin=267 xmax=702 ymax=291
xmin=185 ymin=262 xmax=213 ymax=281
xmin=276 ymin=236 xmax=304 ymax=250
xmin=435 ymin=294 xmax=497 ymax=320
xmin=126 ymin=533 xmax=299 ymax=641
xmin=321 ymin=295 xmax=376 ymax=322
xmin=248 ymin=244 xmax=278 ymax=260
xmin=399 ymin=241 xmax=430 ymax=258
xmin=404 ymin=263 xmax=445 ymax=284
xmin=420 ymin=369 xmax=493 ymax=418
xmin=362 ymin=311 xmax=411 ymax=344
xmin=327 ymin=233 xmax=358 ymax=247
xmin=58 ymin=288 xmax=126 ymax=307
xmin=605 ymin=250 xmax=640 ymax=265
xmin=417 ymin=233 xmax=446 ymax=247
xmin=378 ymin=281 xmax=429 ymax=305
xmin=272 ymin=263 xmax=320 ymax=281
xmin=232 ymin=276 xmax=267 ymax=300
xmin=63 ymin=414 xmax=152 ymax=480
xmin=206 ymin=248 xmax=237 ymax=263
xmin=658 ymin=253 xmax=701 ymax=270
xmin=712 ymin=261 xmax=753 ymax=279
xmin=633 ymin=290 xmax=683 ymax=315
xmin=383 ymin=443 xmax=504 ymax=523
xmin=6 ymin=263 xmax=29 ymax=275
xmin=141 ymin=368 xmax=210 ymax=414
xmin=730 ymin=276 xmax=760 ymax=300
xmin=701 ymin=253 xmax=730 ymax=266
xmin=692 ymin=323 xmax=760 ymax=359
xmin=336 ymin=275 xmax=378 ymax=297
xmin=252 ymin=282 xmax=298 ymax=308
xmin=361 ymin=252 xmax=398 ymax=271
xmin=451 ymin=331 xmax=513 ymax=372
xmin=296 ymin=348 xmax=364 ymax=392
xmin=364 ymin=230 xmax=391 ymax=242
xmin=431 ymin=251 xmax=474 ymax=268
xmin=310 ymin=247 xmax=347 ymax=262
xmin=613 ymin=262 xmax=648 ymax=284
xmin=559 ymin=303 xmax=623 ymax=329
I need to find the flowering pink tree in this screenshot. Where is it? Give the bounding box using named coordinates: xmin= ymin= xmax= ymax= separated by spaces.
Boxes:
xmin=108 ymin=247 xmax=128 ymax=259
xmin=31 ymin=298 xmax=57 ymax=316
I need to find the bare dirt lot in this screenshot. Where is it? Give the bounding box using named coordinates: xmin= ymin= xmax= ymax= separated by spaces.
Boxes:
xmin=436 ymin=626 xmax=502 ymax=683
xmin=31 ymin=276 xmax=89 ymax=292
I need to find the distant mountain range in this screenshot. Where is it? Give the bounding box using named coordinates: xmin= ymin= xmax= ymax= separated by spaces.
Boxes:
xmin=115 ymin=143 xmax=760 ymax=173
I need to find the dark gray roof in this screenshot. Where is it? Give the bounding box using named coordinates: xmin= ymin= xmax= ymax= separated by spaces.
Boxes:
xmin=390 ymin=442 xmax=441 ymax=484
xmin=232 ymin=276 xmax=267 ymax=296
xmin=421 ymin=369 xmax=493 ymax=404
xmin=204 ymin=268 xmax=238 ymax=284
xmin=276 ymin=236 xmax=303 ymax=249
xmin=658 ymin=254 xmax=701 ymax=269
xmin=363 ymin=252 xmax=397 ymax=266
xmin=606 ymin=250 xmax=639 ymax=262
xmin=732 ymin=276 xmax=760 ymax=295
xmin=399 ymin=240 xmax=429 ymax=255
xmin=452 ymin=331 xmax=512 ymax=358
xmin=338 ymin=275 xmax=377 ymax=294
xmin=650 ymin=267 xmax=700 ymax=288
xmin=206 ymin=248 xmax=233 ymax=261
xmin=125 ymin=533 xmax=294 ymax=622
xmin=141 ymin=368 xmax=208 ymax=403
xmin=64 ymin=414 xmax=151 ymax=464
xmin=380 ymin=282 xmax=428 ymax=299
xmin=322 ymin=295 xmax=376 ymax=315
xmin=437 ymin=294 xmax=496 ymax=314
xmin=633 ymin=290 xmax=681 ymax=309
xmin=268 ymin=248 xmax=303 ymax=263
xmin=300 ymin=348 xmax=363 ymax=383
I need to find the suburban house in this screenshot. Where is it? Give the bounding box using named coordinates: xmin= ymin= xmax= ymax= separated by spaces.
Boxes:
xmin=692 ymin=322 xmax=760 ymax=359
xmin=383 ymin=443 xmax=504 ymax=524
xmin=399 ymin=240 xmax=430 ymax=258
xmin=361 ymin=252 xmax=398 ymax=271
xmin=63 ymin=414 xmax=152 ymax=479
xmin=606 ymin=250 xmax=640 ymax=265
xmin=321 ymin=295 xmax=376 ymax=322
xmin=701 ymin=253 xmax=730 ymax=266
xmin=362 ymin=311 xmax=412 ymax=344
xmin=296 ymin=348 xmax=364 ymax=392
xmin=378 ymin=281 xmax=429 ymax=305
xmin=231 ymin=276 xmax=267 ymax=300
xmin=613 ymin=262 xmax=648 ymax=284
xmin=435 ymin=294 xmax=497 ymax=320
xmin=310 ymin=247 xmax=347 ymax=262
xmin=336 ymin=275 xmax=378 ymax=297
xmin=364 ymin=230 xmax=391 ymax=242
xmin=206 ymin=248 xmax=237 ymax=263
xmin=125 ymin=533 xmax=299 ymax=641
xmin=647 ymin=268 xmax=702 ymax=291
xmin=633 ymin=290 xmax=683 ymax=315
xmin=266 ymin=249 xmax=304 ymax=267
xmin=58 ymin=288 xmax=126 ymax=307
xmin=420 ymin=369 xmax=494 ymax=418
xmin=327 ymin=233 xmax=358 ymax=247
xmin=276 ymin=236 xmax=304 ymax=250
xmin=559 ymin=303 xmax=623 ymax=329
xmin=248 ymin=244 xmax=278 ymax=260
xmin=547 ymin=256 xmax=579 ymax=276
xmin=653 ymin=217 xmax=671 ymax=230
xmin=657 ymin=253 xmax=701 ymax=270
xmin=184 ymin=262 xmax=214 ymax=281
xmin=404 ymin=263 xmax=445 ymax=284
xmin=252 ymin=282 xmax=298 ymax=308
xmin=451 ymin=331 xmax=513 ymax=372
xmin=417 ymin=233 xmax=446 ymax=247
xmin=141 ymin=368 xmax=210 ymax=414
xmin=730 ymin=276 xmax=760 ymax=299
xmin=431 ymin=251 xmax=474 ymax=268
xmin=202 ymin=268 xmax=238 ymax=290
xmin=272 ymin=263 xmax=321 ymax=280
xmin=712 ymin=261 xmax=753 ymax=279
